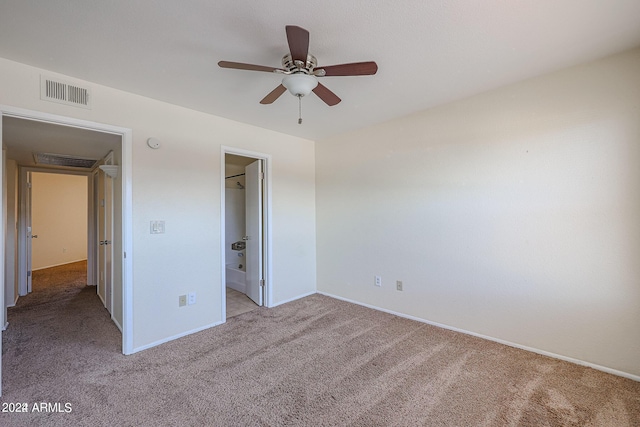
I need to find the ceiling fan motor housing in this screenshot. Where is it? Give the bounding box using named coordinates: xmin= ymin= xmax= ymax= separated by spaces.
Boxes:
xmin=281 ymin=53 xmax=318 ymax=74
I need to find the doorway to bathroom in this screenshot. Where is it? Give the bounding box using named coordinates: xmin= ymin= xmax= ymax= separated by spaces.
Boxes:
xmin=222 ymin=149 xmax=270 ymax=320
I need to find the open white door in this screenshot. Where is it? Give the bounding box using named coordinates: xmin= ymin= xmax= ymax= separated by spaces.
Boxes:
xmin=96 ymin=165 xmax=114 ymax=314
xmin=244 ymin=160 xmax=264 ymax=306
xmin=97 ymin=168 xmax=106 ymax=305
xmin=104 ymin=165 xmax=113 ymax=314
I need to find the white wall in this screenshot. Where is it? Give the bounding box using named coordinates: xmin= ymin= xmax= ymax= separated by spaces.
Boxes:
xmin=3 ymin=158 xmax=18 ymax=309
xmin=0 ymin=57 xmax=316 ymax=351
xmin=225 ymin=188 xmax=245 ymax=270
xmin=31 ymin=172 xmax=87 ymax=270
xmin=316 ymin=48 xmax=640 ymax=378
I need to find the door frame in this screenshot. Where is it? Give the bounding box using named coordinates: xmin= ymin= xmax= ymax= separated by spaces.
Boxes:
xmin=220 ymin=146 xmax=272 ymax=320
xmin=0 ymin=105 xmax=134 ymax=356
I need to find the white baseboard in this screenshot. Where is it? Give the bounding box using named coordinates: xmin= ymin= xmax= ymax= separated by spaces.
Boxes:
xmin=226 ymin=281 xmax=246 ymax=294
xmin=317 ymin=291 xmax=640 ymax=383
xmin=131 ymin=320 xmax=225 ymax=354
xmin=131 ymin=291 xmax=314 ymax=354
xmin=6 ymin=295 xmax=18 ymax=308
xmin=32 ymin=258 xmax=88 ymax=271
xmin=270 ymin=290 xmax=316 ymax=308
xmin=111 ymin=315 xmax=123 ymax=333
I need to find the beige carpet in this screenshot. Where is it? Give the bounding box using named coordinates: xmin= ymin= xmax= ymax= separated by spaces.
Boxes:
xmin=1 ymin=262 xmax=639 ymax=426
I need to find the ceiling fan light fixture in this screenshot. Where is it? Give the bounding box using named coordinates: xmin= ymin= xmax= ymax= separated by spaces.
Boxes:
xmin=282 ymin=74 xmax=318 ymax=97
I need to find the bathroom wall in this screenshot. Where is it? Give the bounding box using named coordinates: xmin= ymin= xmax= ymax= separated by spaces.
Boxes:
xmin=225 ymin=188 xmax=245 ymax=271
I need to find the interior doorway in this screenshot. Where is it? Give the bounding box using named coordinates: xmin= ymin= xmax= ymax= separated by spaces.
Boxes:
xmin=222 ymin=149 xmax=271 ymax=320
xmin=0 ymin=106 xmax=134 ymax=396
xmin=28 ymin=171 xmax=89 ymax=293
xmin=13 ymin=138 xmax=117 ymax=327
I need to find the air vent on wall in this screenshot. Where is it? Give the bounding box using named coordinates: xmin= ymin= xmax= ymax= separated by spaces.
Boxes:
xmin=33 ymin=152 xmax=99 ymax=169
xmin=40 ymin=75 xmax=92 ymax=109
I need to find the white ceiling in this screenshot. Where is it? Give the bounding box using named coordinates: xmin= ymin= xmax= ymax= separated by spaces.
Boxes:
xmin=1 ymin=0 xmax=639 ymax=141
xmin=2 ymin=116 xmax=121 ymax=166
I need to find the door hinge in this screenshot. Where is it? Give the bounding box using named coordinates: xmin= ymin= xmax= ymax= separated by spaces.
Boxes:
xmin=27 ymin=182 xmax=32 ymax=189
xmin=27 ymin=271 xmax=31 ymax=277
xmin=259 ymin=172 xmax=264 ymax=180
xmin=259 ymin=279 xmax=265 ymax=287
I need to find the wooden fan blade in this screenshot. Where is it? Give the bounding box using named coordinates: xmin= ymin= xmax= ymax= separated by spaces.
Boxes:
xmin=317 ymin=61 xmax=378 ymax=76
xmin=285 ymin=25 xmax=309 ymax=63
xmin=312 ymin=83 xmax=341 ymax=106
xmin=218 ymin=61 xmax=280 ymax=73
xmin=260 ymin=84 xmax=287 ymax=104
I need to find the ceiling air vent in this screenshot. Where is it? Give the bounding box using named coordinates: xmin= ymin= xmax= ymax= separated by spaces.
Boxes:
xmin=40 ymin=75 xmax=92 ymax=109
xmin=33 ymin=152 xmax=99 ymax=169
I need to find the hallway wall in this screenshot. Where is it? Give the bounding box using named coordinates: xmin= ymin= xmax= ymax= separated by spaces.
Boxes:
xmin=31 ymin=172 xmax=87 ymax=270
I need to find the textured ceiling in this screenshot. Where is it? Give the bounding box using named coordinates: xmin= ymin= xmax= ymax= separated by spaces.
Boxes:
xmin=1 ymin=0 xmax=639 ymax=141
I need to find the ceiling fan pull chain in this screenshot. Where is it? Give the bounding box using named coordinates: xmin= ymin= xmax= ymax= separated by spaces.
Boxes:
xmin=298 ymin=94 xmax=303 ymax=124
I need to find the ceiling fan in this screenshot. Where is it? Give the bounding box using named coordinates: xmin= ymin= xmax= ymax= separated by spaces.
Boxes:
xmin=218 ymin=25 xmax=378 ymax=123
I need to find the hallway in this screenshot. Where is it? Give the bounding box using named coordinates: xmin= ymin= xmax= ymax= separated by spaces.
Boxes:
xmin=2 ymin=261 xmax=122 ymax=395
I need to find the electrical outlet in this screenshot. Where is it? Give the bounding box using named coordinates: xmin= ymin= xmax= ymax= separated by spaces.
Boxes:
xmin=179 ymin=295 xmax=187 ymax=307
xmin=375 ymin=276 xmax=382 ymax=287
xmin=188 ymin=292 xmax=196 ymax=305
xmin=396 ymin=280 xmax=403 ymax=291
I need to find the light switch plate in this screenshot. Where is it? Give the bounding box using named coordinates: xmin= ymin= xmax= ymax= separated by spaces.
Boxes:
xmin=150 ymin=220 xmax=165 ymax=234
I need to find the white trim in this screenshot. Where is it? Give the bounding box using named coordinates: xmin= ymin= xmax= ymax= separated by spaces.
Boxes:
xmin=270 ymin=290 xmax=316 ymax=308
xmin=220 ymin=151 xmax=227 ymax=322
xmin=131 ymin=320 xmax=225 ymax=354
xmin=317 ymin=291 xmax=640 ymax=383
xmin=0 ymin=113 xmax=5 ymax=395
xmin=226 ymin=281 xmax=246 ymax=294
xmin=111 ymin=315 xmax=123 ymax=333
xmin=5 ymin=295 xmax=18 ymax=308
xmin=17 ymin=167 xmax=29 ymax=296
xmin=32 ymin=258 xmax=88 ymax=271
xmin=0 ymin=105 xmax=134 ymax=356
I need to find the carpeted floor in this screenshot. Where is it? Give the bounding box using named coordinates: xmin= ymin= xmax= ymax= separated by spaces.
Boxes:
xmin=1 ymin=261 xmax=639 ymax=426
